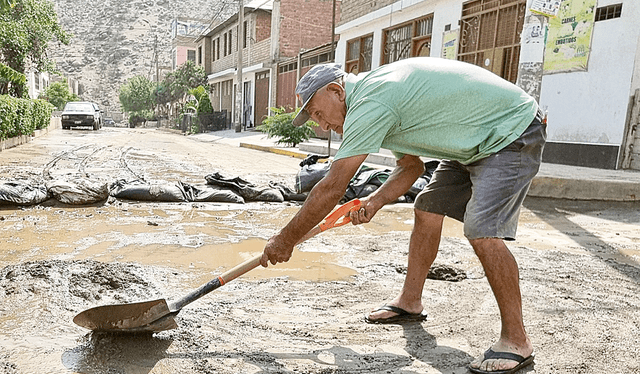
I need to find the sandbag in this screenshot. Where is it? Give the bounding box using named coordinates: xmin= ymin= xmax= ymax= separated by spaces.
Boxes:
xmin=0 ymin=181 xmax=49 ymax=206
xmin=109 ymin=180 xmax=190 ymax=202
xmin=205 ymin=172 xmax=284 ymax=202
xmin=47 ymin=178 xmax=109 ymax=205
xmin=183 ymin=184 xmax=245 ymax=204
xmin=295 ymin=163 xmax=330 ymax=194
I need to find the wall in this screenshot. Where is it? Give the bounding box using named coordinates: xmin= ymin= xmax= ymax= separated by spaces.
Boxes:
xmin=278 ymin=0 xmax=339 ymax=58
xmin=537 ymin=0 xmax=640 ymax=168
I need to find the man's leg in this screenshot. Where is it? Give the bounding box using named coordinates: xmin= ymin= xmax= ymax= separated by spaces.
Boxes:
xmin=366 ymin=210 xmax=443 ymax=320
xmin=468 ymin=238 xmax=533 ymax=372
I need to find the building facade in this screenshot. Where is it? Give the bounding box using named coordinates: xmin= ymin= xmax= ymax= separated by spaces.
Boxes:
xmin=195 ymin=0 xmax=339 ymax=128
xmin=335 ymin=0 xmax=640 ymax=169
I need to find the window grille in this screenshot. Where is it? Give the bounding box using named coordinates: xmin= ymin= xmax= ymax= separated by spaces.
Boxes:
xmin=382 ymin=15 xmax=433 ymax=65
xmin=595 ymin=3 xmax=622 ymax=21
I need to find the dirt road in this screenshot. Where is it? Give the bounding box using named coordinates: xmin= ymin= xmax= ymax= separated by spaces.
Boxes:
xmin=1 ymin=127 xmax=639 ymax=373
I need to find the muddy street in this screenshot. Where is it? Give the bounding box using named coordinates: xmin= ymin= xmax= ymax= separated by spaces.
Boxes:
xmin=1 ymin=127 xmax=639 ymax=374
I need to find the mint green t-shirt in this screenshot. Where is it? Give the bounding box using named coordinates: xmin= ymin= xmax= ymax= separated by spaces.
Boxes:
xmin=333 ymin=57 xmax=538 ymax=165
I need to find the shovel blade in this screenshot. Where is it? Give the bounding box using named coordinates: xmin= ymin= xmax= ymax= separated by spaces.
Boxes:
xmin=73 ymin=299 xmax=178 ymax=333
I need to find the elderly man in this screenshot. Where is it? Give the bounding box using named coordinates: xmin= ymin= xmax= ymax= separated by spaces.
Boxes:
xmin=260 ymin=57 xmax=545 ymax=374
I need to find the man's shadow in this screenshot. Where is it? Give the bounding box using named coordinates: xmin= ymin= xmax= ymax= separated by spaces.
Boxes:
xmin=62 ymin=324 xmax=476 ymax=373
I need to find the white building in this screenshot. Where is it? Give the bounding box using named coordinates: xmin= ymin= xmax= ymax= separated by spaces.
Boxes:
xmin=335 ymin=0 xmax=640 ymax=169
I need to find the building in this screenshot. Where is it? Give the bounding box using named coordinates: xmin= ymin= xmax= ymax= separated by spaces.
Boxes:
xmin=194 ymin=0 xmax=340 ymax=129
xmin=26 ymin=70 xmax=50 ymax=100
xmin=171 ymin=18 xmax=210 ymax=71
xmin=334 ymin=0 xmax=640 ymax=170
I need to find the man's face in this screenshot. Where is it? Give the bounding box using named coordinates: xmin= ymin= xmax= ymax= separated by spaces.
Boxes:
xmin=305 ymin=83 xmax=347 ymax=134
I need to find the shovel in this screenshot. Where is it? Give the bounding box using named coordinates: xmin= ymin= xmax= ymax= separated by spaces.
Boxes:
xmin=73 ymin=199 xmax=362 ymax=333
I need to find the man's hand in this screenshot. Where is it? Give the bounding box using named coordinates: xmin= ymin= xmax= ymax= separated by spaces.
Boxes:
xmin=348 ymin=196 xmax=382 ymax=225
xmin=261 ymin=235 xmax=294 ymax=267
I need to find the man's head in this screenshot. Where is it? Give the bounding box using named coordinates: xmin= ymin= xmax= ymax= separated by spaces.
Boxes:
xmin=293 ymin=63 xmax=348 ymax=133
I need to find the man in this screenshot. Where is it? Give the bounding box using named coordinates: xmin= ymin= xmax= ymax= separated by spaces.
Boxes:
xmin=260 ymin=57 xmax=545 ymax=374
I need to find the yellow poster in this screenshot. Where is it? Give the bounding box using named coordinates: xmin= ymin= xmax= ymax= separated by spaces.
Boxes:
xmin=441 ymin=30 xmax=459 ymax=60
xmin=543 ymin=0 xmax=596 ymax=74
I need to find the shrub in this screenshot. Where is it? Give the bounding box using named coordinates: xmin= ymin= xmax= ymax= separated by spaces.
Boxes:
xmin=258 ymin=107 xmax=318 ymax=147
xmin=0 ymin=95 xmax=54 ymax=140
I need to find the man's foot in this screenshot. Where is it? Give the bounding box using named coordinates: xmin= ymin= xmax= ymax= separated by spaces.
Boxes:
xmin=364 ymin=305 xmax=427 ymax=324
xmin=469 ymin=342 xmax=534 ymax=373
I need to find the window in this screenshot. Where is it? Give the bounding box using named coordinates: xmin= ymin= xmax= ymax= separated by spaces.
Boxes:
xmin=198 ymin=46 xmax=202 ymax=64
xmin=187 ymin=50 xmax=196 ymax=62
xmin=382 ymin=15 xmax=433 ymax=64
xmin=215 ymin=37 xmax=220 ymax=60
xmin=223 ymin=33 xmax=228 ymax=56
xmin=212 ymin=39 xmax=217 ymax=61
xmin=595 ymin=3 xmax=622 ymax=21
xmin=278 ymin=62 xmax=298 ymax=74
xmin=346 ymin=34 xmax=373 ymax=74
xmin=228 ymin=29 xmax=233 ymax=55
xmin=243 ymin=21 xmax=248 ymax=49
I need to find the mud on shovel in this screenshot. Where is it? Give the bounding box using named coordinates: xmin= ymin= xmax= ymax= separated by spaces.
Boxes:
xmin=73 ymin=199 xmax=362 ymax=333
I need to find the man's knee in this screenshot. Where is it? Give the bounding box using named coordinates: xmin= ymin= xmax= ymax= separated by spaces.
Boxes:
xmin=469 ymin=237 xmax=504 ymax=257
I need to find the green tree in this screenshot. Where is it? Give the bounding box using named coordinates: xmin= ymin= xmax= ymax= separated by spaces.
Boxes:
xmin=119 ymin=75 xmax=155 ymax=120
xmin=38 ymin=79 xmax=79 ymax=110
xmin=0 ymin=0 xmax=71 ymax=97
xmin=156 ymin=61 xmax=207 ymax=105
xmin=258 ymin=107 xmax=318 ymax=147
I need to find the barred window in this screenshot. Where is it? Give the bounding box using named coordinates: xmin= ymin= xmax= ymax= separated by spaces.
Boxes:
xmin=382 ymin=15 xmax=433 ymax=65
xmin=346 ymin=34 xmax=373 ymax=74
xmin=595 ymin=3 xmax=622 ymax=21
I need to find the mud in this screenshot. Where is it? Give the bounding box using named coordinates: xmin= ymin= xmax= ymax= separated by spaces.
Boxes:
xmin=1 ymin=128 xmax=639 ymax=373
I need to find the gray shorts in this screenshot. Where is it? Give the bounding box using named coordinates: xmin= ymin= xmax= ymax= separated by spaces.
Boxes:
xmin=414 ymin=111 xmax=547 ymax=240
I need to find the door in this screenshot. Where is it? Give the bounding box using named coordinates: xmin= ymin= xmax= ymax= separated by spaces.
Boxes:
xmin=458 ymin=0 xmax=526 ymax=83
xmin=254 ymin=71 xmax=270 ymax=127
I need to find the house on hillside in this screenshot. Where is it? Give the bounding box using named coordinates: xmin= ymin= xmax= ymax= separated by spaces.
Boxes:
xmin=334 ymin=0 xmax=640 ymax=170
xmin=171 ymin=18 xmax=209 ymax=71
xmin=194 ymin=0 xmax=340 ymax=130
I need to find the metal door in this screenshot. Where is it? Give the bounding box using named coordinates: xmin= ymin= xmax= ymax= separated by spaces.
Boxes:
xmin=458 ymin=0 xmax=526 ymax=83
xmin=254 ymin=71 xmax=270 ymax=126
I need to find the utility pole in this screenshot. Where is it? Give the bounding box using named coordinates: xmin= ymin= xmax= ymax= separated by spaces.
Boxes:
xmin=236 ymin=0 xmax=244 ymax=132
xmin=327 ymin=0 xmax=336 ymax=155
xmin=155 ymin=34 xmax=159 ymax=85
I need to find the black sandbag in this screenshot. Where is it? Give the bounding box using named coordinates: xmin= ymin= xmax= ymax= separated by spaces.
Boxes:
xmin=0 ymin=181 xmax=49 ymax=206
xmin=205 ymin=172 xmax=284 ymax=202
xmin=47 ymin=178 xmax=110 ymax=205
xmin=184 ymin=184 xmax=245 ymax=203
xmin=109 ymin=179 xmax=189 ymax=202
xmin=295 ymin=162 xmax=330 ymax=194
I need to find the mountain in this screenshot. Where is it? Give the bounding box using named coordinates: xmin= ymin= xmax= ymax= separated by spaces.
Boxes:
xmin=50 ymin=0 xmax=234 ymax=114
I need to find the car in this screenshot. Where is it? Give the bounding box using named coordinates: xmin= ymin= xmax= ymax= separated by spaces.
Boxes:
xmin=103 ymin=117 xmax=115 ymax=126
xmin=61 ymin=102 xmax=103 ymax=130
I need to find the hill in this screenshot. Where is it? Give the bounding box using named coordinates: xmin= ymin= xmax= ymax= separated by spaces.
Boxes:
xmin=50 ymin=0 xmax=234 ymax=114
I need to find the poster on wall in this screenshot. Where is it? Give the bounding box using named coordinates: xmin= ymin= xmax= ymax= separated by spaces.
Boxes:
xmin=520 ymin=16 xmax=547 ymax=64
xmin=441 ymin=30 xmax=459 ymax=60
xmin=543 ymin=0 xmax=596 ymax=74
xmin=530 ymin=0 xmax=561 ymax=17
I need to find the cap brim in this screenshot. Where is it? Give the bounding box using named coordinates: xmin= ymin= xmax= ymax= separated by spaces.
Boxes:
xmin=292 ymin=109 xmax=310 ymax=127
xmin=292 ymin=92 xmax=315 ymax=127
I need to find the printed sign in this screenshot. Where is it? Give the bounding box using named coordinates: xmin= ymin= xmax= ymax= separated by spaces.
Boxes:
xmin=543 ymin=0 xmax=596 ymax=74
xmin=530 ymin=0 xmax=561 ymax=17
xmin=441 ymin=30 xmax=459 ymax=60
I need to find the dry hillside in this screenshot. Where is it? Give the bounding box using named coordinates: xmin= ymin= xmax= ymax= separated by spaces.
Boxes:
xmin=50 ymin=0 xmax=234 ymax=113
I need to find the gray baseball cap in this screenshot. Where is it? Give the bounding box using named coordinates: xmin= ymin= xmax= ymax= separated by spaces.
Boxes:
xmin=292 ymin=63 xmax=345 ymax=127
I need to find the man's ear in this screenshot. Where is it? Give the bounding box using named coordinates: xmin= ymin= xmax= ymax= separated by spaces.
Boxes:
xmin=327 ymin=82 xmax=346 ymax=101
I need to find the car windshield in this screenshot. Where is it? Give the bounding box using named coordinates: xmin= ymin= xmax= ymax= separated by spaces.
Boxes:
xmin=64 ymin=103 xmax=94 ymax=113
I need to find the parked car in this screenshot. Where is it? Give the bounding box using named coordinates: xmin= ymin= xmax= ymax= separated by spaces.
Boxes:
xmin=61 ymin=102 xmax=103 ymax=130
xmin=103 ymin=117 xmax=115 ymax=126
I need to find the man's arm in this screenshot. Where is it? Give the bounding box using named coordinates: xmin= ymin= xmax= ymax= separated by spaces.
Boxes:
xmin=261 ymin=154 xmax=368 ymax=266
xmin=351 ymin=154 xmax=425 ymax=224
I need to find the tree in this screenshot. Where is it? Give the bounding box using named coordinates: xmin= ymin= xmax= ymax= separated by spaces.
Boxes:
xmin=38 ymin=79 xmax=79 ymax=110
xmin=119 ymin=75 xmax=155 ymax=120
xmin=0 ymin=0 xmax=71 ymax=97
xmin=156 ymin=61 xmax=207 ymax=106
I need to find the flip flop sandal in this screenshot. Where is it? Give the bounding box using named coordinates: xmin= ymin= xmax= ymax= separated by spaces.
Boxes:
xmin=469 ymin=348 xmax=535 ymax=374
xmin=364 ymin=305 xmax=428 ymax=324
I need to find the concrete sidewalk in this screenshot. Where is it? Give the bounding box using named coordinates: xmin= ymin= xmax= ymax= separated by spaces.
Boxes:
xmin=191 ymin=129 xmax=640 ymax=202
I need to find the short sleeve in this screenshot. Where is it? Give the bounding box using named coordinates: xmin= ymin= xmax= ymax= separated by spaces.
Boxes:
xmin=334 ymin=99 xmax=400 ymax=161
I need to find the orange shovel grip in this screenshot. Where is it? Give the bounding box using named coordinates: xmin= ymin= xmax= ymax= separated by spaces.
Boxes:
xmin=318 ymin=199 xmax=362 ymax=232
